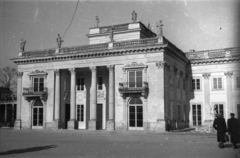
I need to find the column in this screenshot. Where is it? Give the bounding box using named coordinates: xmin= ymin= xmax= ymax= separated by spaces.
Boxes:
xmin=54 ymin=69 xmax=61 ymax=129
xmin=89 ymin=66 xmax=97 ymax=130
xmin=107 ymin=65 xmax=115 ymax=131
xmin=202 ymin=73 xmax=211 ymax=124
xmin=4 ymin=104 xmax=7 ymax=126
xmin=14 ymin=72 xmax=23 ymax=129
xmin=224 ymin=72 xmax=233 ymax=119
xmin=67 ymin=68 xmax=77 ymax=130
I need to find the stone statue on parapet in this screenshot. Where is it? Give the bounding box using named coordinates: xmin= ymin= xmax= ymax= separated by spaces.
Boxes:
xmin=20 ymin=39 xmax=26 ymax=52
xmin=156 ymin=20 xmax=164 ymax=37
xmin=132 ymin=10 xmax=137 ymax=22
xmin=95 ymin=16 xmax=100 ymax=27
xmin=109 ymin=26 xmax=114 ymax=42
xmin=56 ymin=34 xmax=64 ymax=48
xmin=147 ymin=22 xmax=151 ymax=30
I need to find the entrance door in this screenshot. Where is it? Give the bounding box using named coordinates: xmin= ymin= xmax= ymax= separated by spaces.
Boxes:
xmin=128 ymin=98 xmax=143 ymax=130
xmin=76 ymin=104 xmax=86 ymax=129
xmin=65 ymin=104 xmax=70 ymax=129
xmin=32 ymin=100 xmax=43 ymax=129
xmin=96 ymin=104 xmax=103 ymax=130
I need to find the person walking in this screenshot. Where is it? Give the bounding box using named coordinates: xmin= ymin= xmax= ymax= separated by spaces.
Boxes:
xmin=213 ymin=113 xmax=228 ymax=148
xmin=227 ymin=113 xmax=240 ymax=149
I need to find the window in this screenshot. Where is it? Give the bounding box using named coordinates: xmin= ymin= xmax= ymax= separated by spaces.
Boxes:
xmin=192 ymin=78 xmax=200 ymax=90
xmin=177 ymin=78 xmax=180 ymax=88
xmin=236 ymin=77 xmax=240 ymax=89
xmin=213 ymin=104 xmax=224 ymax=116
xmin=129 ymin=98 xmax=143 ymax=128
xmin=192 ymin=104 xmax=201 ymax=126
xmin=177 ymin=105 xmax=181 ymax=120
xmin=33 ymin=77 xmax=44 ymax=92
xmin=237 ymin=104 xmax=240 ymax=121
xmin=213 ymin=77 xmax=223 ymax=90
xmin=77 ymin=78 xmax=84 ymax=91
xmin=97 ymin=77 xmax=103 ymax=90
xmin=183 ymin=79 xmax=185 ymax=90
xmin=77 ymin=104 xmax=84 ymax=122
xmin=128 ymin=71 xmax=142 ymax=87
xmin=169 ymin=74 xmax=173 ymax=85
xmin=32 ymin=100 xmax=43 ymax=127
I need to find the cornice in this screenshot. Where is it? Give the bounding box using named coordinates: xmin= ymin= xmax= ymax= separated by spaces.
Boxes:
xmin=12 ymin=45 xmax=166 ymax=65
xmin=190 ymin=57 xmax=240 ymax=65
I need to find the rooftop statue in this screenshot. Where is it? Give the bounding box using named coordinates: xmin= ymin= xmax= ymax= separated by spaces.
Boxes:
xmin=147 ymin=22 xmax=151 ymax=30
xmin=20 ymin=39 xmax=26 ymax=52
xmin=156 ymin=20 xmax=164 ymax=36
xmin=132 ymin=10 xmax=137 ymax=22
xmin=95 ymin=16 xmax=100 ymax=27
xmin=109 ymin=26 xmax=114 ymax=42
xmin=56 ymin=34 xmax=64 ymax=48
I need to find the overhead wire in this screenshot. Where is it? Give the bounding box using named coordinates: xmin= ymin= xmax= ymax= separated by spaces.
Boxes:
xmin=63 ymin=0 xmax=80 ymax=38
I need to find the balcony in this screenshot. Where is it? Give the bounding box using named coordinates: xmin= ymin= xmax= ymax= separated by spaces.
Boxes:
xmin=118 ymin=82 xmax=148 ymax=96
xmin=23 ymin=87 xmax=48 ymax=101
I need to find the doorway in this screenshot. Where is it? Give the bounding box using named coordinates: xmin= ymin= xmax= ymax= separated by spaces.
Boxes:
xmin=128 ymin=97 xmax=143 ymax=130
xmin=96 ymin=104 xmax=103 ymax=130
xmin=65 ymin=104 xmax=70 ymax=129
xmin=32 ymin=100 xmax=43 ymax=129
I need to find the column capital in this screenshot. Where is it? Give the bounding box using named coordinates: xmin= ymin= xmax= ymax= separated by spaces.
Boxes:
xmin=224 ymin=71 xmax=233 ymax=77
xmin=107 ymin=65 xmax=114 ymax=72
xmin=156 ymin=61 xmax=170 ymax=69
xmin=54 ymin=69 xmax=60 ymax=76
xmin=69 ymin=68 xmax=75 ymax=75
xmin=202 ymin=73 xmax=211 ymax=78
xmin=17 ymin=72 xmax=23 ymax=78
xmin=89 ymin=66 xmax=97 ymax=73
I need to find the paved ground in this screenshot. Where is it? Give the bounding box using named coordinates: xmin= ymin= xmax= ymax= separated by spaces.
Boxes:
xmin=0 ymin=129 xmax=239 ymax=158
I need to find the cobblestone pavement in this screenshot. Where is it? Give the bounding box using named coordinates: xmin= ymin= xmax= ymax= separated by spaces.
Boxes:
xmin=0 ymin=129 xmax=239 ymax=158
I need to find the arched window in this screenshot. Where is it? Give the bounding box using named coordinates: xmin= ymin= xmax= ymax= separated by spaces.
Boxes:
xmin=33 ymin=100 xmax=43 ymax=127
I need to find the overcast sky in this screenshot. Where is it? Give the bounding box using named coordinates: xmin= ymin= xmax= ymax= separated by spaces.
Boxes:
xmin=0 ymin=0 xmax=239 ymax=69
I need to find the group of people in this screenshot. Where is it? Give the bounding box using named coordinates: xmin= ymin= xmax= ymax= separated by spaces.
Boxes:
xmin=213 ymin=113 xmax=240 ymax=149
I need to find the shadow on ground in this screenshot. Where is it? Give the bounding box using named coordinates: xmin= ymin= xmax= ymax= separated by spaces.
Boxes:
xmin=0 ymin=145 xmax=57 ymax=156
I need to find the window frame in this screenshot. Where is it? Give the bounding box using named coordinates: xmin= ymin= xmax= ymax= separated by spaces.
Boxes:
xmin=97 ymin=76 xmax=103 ymax=90
xmin=32 ymin=76 xmax=44 ymax=92
xmin=192 ymin=77 xmax=201 ymax=91
xmin=212 ymin=76 xmax=224 ymax=90
xmin=76 ymin=77 xmax=85 ymax=91
xmin=235 ymin=76 xmax=240 ymax=89
xmin=127 ymin=69 xmax=143 ymax=88
xmin=212 ymin=103 xmax=224 ymax=117
xmin=191 ymin=103 xmax=202 ymax=126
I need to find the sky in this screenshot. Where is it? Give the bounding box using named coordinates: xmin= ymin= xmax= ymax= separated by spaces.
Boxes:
xmin=0 ymin=0 xmax=239 ymax=69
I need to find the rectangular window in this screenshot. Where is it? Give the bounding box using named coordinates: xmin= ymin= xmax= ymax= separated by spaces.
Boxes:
xmin=177 ymin=105 xmax=181 ymax=120
xmin=213 ymin=104 xmax=224 ymax=116
xmin=77 ymin=104 xmax=84 ymax=122
xmin=192 ymin=78 xmax=200 ymax=90
xmin=77 ymin=78 xmax=84 ymax=91
xmin=169 ymin=74 xmax=173 ymax=85
xmin=237 ymin=104 xmax=240 ymax=121
xmin=192 ymin=104 xmax=201 ymax=126
xmin=213 ymin=77 xmax=223 ymax=90
xmin=33 ymin=77 xmax=44 ymax=92
xmin=236 ymin=77 xmax=240 ymax=88
xmin=97 ymin=77 xmax=103 ymax=90
xmin=128 ymin=71 xmax=142 ymax=88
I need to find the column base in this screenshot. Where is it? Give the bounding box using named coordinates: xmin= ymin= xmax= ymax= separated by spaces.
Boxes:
xmin=14 ymin=119 xmax=21 ymax=129
xmin=67 ymin=120 xmax=77 ymax=130
xmin=53 ymin=120 xmax=62 ymax=129
xmin=106 ymin=120 xmax=115 ymax=131
xmin=88 ymin=120 xmax=97 ymax=130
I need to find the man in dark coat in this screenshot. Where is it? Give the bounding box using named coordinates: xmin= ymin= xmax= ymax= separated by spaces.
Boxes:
xmin=227 ymin=113 xmax=240 ymax=149
xmin=213 ymin=114 xmax=228 ymax=148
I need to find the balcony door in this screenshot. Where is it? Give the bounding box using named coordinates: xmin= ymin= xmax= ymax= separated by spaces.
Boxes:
xmin=32 ymin=100 xmax=44 ymax=129
xmin=128 ymin=70 xmax=142 ymax=88
xmin=128 ymin=97 xmax=143 ymax=130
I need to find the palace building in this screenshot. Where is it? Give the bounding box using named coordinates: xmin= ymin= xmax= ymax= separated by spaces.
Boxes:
xmin=11 ymin=19 xmax=240 ymax=131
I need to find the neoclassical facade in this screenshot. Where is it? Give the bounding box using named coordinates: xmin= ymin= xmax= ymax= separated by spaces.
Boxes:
xmin=11 ymin=21 xmax=240 ymax=131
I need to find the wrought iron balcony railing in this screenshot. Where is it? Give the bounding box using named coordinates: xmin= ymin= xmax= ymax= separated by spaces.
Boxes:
xmin=23 ymin=87 xmax=48 ymax=96
xmin=118 ymin=82 xmax=148 ymax=96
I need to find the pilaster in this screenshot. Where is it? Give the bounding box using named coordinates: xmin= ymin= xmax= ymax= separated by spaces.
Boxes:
xmin=224 ymin=71 xmax=233 ymax=119
xmin=202 ymin=73 xmax=211 ymax=124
